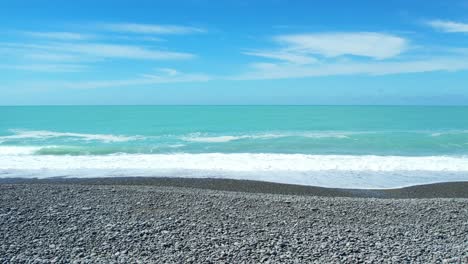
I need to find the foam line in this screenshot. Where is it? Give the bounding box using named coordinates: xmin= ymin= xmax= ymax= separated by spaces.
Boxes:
xmin=1 ymin=153 xmax=468 ymax=188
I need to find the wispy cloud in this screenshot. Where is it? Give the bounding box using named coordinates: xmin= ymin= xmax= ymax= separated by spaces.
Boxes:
xmin=144 ymin=68 xmax=179 ymax=77
xmin=237 ymin=30 xmax=468 ymax=80
xmin=2 ymin=22 xmax=201 ymax=73
xmin=111 ymin=35 xmax=165 ymax=42
xmin=426 ymin=20 xmax=468 ymax=33
xmin=233 ymin=57 xmax=468 ymax=80
xmin=100 ymin=23 xmax=205 ymax=34
xmin=0 ymin=63 xmax=87 ymax=72
xmin=243 ymin=50 xmax=317 ymax=64
xmin=242 ymin=32 xmax=408 ymax=69
xmin=50 ymin=43 xmax=195 ymax=60
xmin=23 ymin=31 xmax=92 ymax=40
xmin=1 ymin=42 xmax=195 ymax=61
xmin=274 ymin=32 xmax=408 ymax=59
xmin=22 ymin=52 xmax=84 ymax=62
xmin=29 ymin=68 xmax=212 ymax=89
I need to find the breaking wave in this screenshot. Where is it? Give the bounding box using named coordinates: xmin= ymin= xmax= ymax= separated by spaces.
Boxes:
xmin=1 ymin=151 xmax=468 ymax=188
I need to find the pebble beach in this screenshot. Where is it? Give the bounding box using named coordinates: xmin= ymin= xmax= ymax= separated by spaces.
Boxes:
xmin=1 ymin=178 xmax=467 ymax=263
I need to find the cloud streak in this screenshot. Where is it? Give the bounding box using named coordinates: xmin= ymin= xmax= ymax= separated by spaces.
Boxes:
xmin=274 ymin=32 xmax=408 ymax=59
xmin=26 ymin=68 xmax=212 ymax=89
xmin=23 ymin=31 xmax=92 ymax=40
xmin=233 ymin=57 xmax=468 ymax=80
xmin=50 ymin=43 xmax=195 ymax=60
xmin=22 ymin=52 xmax=84 ymax=62
xmin=243 ymin=50 xmax=317 ymax=64
xmin=0 ymin=63 xmax=87 ymax=72
xmin=101 ymin=23 xmax=205 ymax=34
xmin=242 ymin=32 xmax=409 ymax=73
xmin=1 ymin=42 xmax=195 ymax=61
xmin=426 ymin=20 xmax=468 ymax=33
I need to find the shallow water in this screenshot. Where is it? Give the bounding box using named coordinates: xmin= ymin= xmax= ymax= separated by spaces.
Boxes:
xmin=1 ymin=105 xmax=468 ymax=188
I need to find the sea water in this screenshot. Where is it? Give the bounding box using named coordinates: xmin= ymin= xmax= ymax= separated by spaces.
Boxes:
xmin=1 ymin=105 xmax=467 ymax=188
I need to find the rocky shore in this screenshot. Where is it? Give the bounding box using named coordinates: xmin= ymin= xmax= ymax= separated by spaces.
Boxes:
xmin=1 ymin=179 xmax=467 ymax=263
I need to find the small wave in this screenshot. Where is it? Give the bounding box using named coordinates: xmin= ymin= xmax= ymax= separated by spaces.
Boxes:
xmin=181 ymin=134 xmax=285 ymax=143
xmin=300 ymin=132 xmax=350 ymax=139
xmin=1 ymin=129 xmax=143 ymax=143
xmin=168 ymin=144 xmax=186 ymax=148
xmin=181 ymin=131 xmax=352 ymax=143
xmin=182 ymin=135 xmax=247 ymax=143
xmin=180 ymin=133 xmax=283 ymax=143
xmin=248 ymin=132 xmax=351 ymax=139
xmin=430 ymin=130 xmax=468 ymax=137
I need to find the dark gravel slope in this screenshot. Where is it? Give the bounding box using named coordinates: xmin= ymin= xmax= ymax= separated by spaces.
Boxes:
xmin=1 ymin=177 xmax=468 ymax=198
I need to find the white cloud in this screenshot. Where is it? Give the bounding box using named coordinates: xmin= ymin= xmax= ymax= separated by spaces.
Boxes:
xmin=51 ymin=43 xmax=195 ymax=60
xmin=1 ymin=23 xmax=203 ymax=77
xmin=2 ymin=42 xmax=195 ymax=61
xmin=1 ymin=23 xmax=200 ymax=76
xmin=23 ymin=31 xmax=92 ymax=40
xmin=274 ymin=32 xmax=408 ymax=59
xmin=101 ymin=23 xmax=205 ymax=34
xmin=236 ymin=31 xmax=468 ymax=79
xmin=152 ymin=68 xmax=179 ymax=76
xmin=242 ymin=32 xmax=408 ymax=68
xmin=426 ymin=20 xmax=468 ymax=33
xmin=233 ymin=57 xmax=468 ymax=80
xmin=243 ymin=50 xmax=317 ymax=64
xmin=22 ymin=52 xmax=84 ymax=62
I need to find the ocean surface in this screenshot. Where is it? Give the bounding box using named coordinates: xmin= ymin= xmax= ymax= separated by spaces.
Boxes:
xmin=1 ymin=106 xmax=468 ymax=188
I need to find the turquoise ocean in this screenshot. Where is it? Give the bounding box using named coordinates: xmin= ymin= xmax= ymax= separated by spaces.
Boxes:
xmin=1 ymin=106 xmax=468 ymax=188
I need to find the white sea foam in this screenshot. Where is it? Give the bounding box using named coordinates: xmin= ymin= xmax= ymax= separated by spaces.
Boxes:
xmin=168 ymin=144 xmax=186 ymax=148
xmin=1 ymin=152 xmax=468 ymax=188
xmin=0 ymin=129 xmax=142 ymax=143
xmin=182 ymin=135 xmax=248 ymax=143
xmin=0 ymin=146 xmax=41 ymax=155
xmin=181 ymin=131 xmax=352 ymax=143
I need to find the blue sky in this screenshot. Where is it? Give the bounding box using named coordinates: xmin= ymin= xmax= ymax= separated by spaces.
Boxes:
xmin=1 ymin=0 xmax=468 ymax=105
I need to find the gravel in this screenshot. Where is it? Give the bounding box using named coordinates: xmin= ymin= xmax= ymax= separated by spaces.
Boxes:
xmin=1 ymin=183 xmax=467 ymax=263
